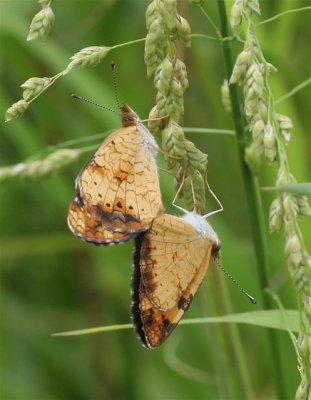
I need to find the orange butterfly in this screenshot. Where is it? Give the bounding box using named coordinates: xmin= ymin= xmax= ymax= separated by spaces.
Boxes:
xmin=68 ymin=104 xmax=164 ymax=245
xmin=131 ymin=211 xmax=221 ymax=348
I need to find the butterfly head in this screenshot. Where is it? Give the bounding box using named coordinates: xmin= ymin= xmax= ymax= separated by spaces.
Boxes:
xmin=120 ymin=104 xmax=158 ymax=154
xmin=121 ymin=104 xmax=139 ymax=127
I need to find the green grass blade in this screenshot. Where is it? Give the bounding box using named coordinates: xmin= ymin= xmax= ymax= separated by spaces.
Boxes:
xmin=52 ymin=309 xmax=307 ymax=337
xmin=262 ymin=182 xmax=311 ymax=195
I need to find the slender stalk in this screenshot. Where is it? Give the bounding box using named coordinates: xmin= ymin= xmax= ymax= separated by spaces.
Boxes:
xmin=255 ymin=6 xmax=311 ymax=27
xmin=111 ymin=37 xmax=145 ymax=50
xmin=198 ymin=5 xmax=221 ymax=36
xmin=275 ymin=76 xmax=311 ymax=105
xmin=216 ymin=1 xmax=287 ymax=399
xmin=183 ymin=127 xmax=235 ymax=135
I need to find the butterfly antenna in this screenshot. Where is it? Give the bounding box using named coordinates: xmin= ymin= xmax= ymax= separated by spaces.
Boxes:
xmin=71 ymin=94 xmax=119 ymax=115
xmin=214 ymin=258 xmax=257 ymax=304
xmin=110 ymin=61 xmax=122 ymax=110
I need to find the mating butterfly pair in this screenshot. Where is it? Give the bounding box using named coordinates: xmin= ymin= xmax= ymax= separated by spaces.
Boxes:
xmin=68 ymin=104 xmax=220 ymax=348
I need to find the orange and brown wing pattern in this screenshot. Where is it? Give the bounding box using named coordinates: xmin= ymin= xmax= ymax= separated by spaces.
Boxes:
xmin=68 ymin=190 xmax=134 ymax=245
xmin=76 ymin=125 xmax=163 ymax=234
xmin=132 ymin=214 xmax=219 ymax=348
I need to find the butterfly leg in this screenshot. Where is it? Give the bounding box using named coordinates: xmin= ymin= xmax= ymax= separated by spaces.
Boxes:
xmin=203 ymin=178 xmax=224 ymax=218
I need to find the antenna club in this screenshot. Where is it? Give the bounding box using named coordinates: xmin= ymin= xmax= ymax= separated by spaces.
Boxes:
xmin=248 ymin=295 xmax=257 ymax=305
xmin=110 ymin=61 xmax=121 ymax=110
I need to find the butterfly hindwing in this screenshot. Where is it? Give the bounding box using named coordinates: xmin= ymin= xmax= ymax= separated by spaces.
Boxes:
xmin=140 ymin=215 xmax=213 ymax=310
xmin=68 ymin=190 xmax=134 ymax=245
xmin=76 ymin=125 xmax=163 ymax=234
xmin=132 ymin=214 xmax=219 ymax=348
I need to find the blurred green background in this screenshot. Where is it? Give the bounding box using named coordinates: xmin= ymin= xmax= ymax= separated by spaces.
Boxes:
xmin=1 ymin=1 xmax=310 ymax=399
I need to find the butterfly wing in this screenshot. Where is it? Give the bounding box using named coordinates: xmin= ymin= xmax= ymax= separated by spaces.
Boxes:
xmin=68 ymin=190 xmax=134 ymax=245
xmin=132 ymin=214 xmax=216 ymax=348
xmin=77 ymin=126 xmax=163 ymax=234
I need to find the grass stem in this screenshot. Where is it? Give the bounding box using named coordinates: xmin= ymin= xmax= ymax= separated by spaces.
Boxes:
xmin=216 ymin=1 xmax=287 ymax=398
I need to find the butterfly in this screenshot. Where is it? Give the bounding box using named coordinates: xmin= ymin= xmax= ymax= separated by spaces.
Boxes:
xmin=131 ymin=211 xmax=221 ymax=348
xmin=68 ymin=104 xmax=164 ymax=245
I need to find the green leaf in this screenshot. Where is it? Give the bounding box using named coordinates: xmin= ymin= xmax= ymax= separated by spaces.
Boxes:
xmin=52 ymin=309 xmax=308 ymax=337
xmin=261 ymin=182 xmax=311 ymax=195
